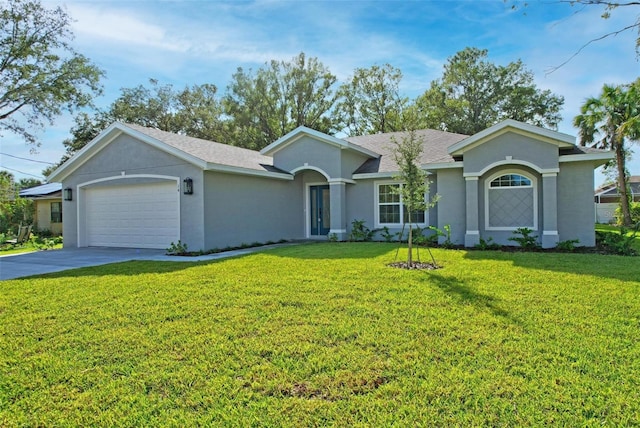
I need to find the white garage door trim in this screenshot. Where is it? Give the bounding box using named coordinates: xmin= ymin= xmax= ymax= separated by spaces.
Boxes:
xmin=78 ymin=175 xmax=180 ymax=249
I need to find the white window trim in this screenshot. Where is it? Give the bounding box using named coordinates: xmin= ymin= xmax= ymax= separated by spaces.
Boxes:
xmin=485 ymin=170 xmax=538 ymax=231
xmin=374 ymin=180 xmax=428 ymax=228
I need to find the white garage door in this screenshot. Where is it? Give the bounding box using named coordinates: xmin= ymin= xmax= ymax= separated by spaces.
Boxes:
xmin=85 ymin=181 xmax=179 ymax=249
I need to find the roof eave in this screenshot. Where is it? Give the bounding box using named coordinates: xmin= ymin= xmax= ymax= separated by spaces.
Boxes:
xmin=448 ymin=119 xmax=576 ymax=156
xmin=260 ymin=126 xmax=379 ymax=158
xmin=353 ymin=169 xmax=437 ymax=180
xmin=47 ymin=123 xmax=207 ymax=182
xmin=205 ymin=163 xmax=293 ymax=180
xmin=422 ymin=162 xmax=464 ymax=170
xmin=559 ymin=152 xmax=615 ymax=165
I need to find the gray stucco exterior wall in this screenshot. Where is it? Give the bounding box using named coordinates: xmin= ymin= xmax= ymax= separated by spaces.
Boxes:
xmin=541 ymin=173 xmax=559 ymax=248
xmin=557 ymin=162 xmax=596 ymax=246
xmin=271 ymin=136 xmax=370 ymax=181
xmin=271 ymin=136 xmax=340 ymax=178
xmin=435 ymin=169 xmax=466 ymax=245
xmin=345 ymin=179 xmax=375 ymax=234
xmin=462 ymin=132 xmax=559 ymax=174
xmin=203 ymin=171 xmax=303 ymax=249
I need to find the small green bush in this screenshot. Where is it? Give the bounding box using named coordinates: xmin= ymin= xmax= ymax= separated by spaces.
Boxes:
xmin=379 ymin=226 xmax=397 ymax=243
xmin=348 ymin=219 xmax=376 ymax=242
xmin=556 ymin=239 xmax=580 ymax=252
xmin=166 ymin=240 xmax=188 ymax=255
xmin=428 ymin=224 xmax=453 ymax=248
xmin=475 ymin=237 xmax=501 ymax=250
xmin=596 ymin=223 xmax=639 ymax=256
xmin=508 ymin=227 xmax=540 ymax=249
xmin=411 ymin=226 xmax=428 ymax=245
xmin=615 ymin=202 xmax=640 ymax=225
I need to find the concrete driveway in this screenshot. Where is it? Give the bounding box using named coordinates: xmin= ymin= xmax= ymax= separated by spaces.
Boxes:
xmin=0 ymin=246 xmax=271 ymax=281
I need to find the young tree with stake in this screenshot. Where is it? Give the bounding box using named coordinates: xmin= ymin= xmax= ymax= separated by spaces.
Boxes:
xmin=391 ymin=130 xmax=439 ymax=267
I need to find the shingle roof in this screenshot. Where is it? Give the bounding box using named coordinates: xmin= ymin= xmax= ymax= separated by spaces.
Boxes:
xmin=595 ymin=176 xmax=640 ymax=196
xmin=123 ymin=123 xmax=284 ymax=174
xmin=346 ymin=129 xmax=468 ymax=174
xmin=560 ymin=146 xmax=612 ymax=156
xmin=19 ymin=182 xmax=62 ymax=197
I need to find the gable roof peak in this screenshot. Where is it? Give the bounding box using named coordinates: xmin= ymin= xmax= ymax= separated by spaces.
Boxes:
xmin=260 ymin=126 xmax=379 ymax=158
xmin=448 ymin=119 xmax=575 ymax=156
xmin=47 ymin=122 xmax=288 ymax=182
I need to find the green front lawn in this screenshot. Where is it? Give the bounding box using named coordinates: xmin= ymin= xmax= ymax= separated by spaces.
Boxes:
xmin=596 ymin=223 xmax=640 ymax=252
xmin=0 ymin=235 xmax=63 ymax=255
xmin=1 ymin=243 xmax=639 ymax=426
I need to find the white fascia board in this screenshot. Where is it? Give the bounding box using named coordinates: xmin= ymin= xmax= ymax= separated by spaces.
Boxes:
xmin=48 ymin=122 xmax=124 ymax=182
xmin=559 ymin=152 xmax=615 ymax=164
xmin=352 ymin=172 xmax=396 ymax=180
xmin=328 ymin=178 xmax=356 ymax=184
xmin=448 ymin=119 xmax=575 ymax=156
xmin=48 ymin=122 xmax=208 ymax=182
xmin=260 ymin=126 xmax=379 ymax=158
xmin=421 ymin=162 xmax=464 ymax=170
xmin=594 ymin=187 xmax=616 ymax=197
xmin=206 ymin=163 xmax=294 ymax=180
xmin=353 ymin=170 xmax=434 ymax=180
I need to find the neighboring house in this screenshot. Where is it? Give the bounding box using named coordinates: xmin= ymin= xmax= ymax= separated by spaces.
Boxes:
xmin=48 ymin=119 xmax=613 ymax=250
xmin=19 ymin=183 xmax=63 ymax=235
xmin=594 ymin=176 xmax=640 ymax=223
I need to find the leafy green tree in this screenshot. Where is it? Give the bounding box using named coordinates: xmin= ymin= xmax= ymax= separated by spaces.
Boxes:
xmin=412 ymin=47 xmax=564 ymax=135
xmin=392 ymin=130 xmax=439 ymax=267
xmin=0 ymin=0 xmax=103 ymax=146
xmin=334 ymin=64 xmax=408 ymax=136
xmin=0 ymin=171 xmax=15 ymax=215
xmin=107 ymin=79 xmax=226 ymax=140
xmin=224 ymin=52 xmax=337 ymax=149
xmin=574 ymin=79 xmax=640 ymax=226
xmin=0 ymin=171 xmax=32 ymax=234
xmin=17 ymin=177 xmax=41 ymax=189
xmin=45 ymin=80 xmax=225 ymax=177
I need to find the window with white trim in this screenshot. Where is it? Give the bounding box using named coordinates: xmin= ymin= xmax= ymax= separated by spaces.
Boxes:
xmin=486 ymin=172 xmax=537 ymax=230
xmin=50 ymin=202 xmax=62 ymax=223
xmin=376 ymin=182 xmax=426 ymax=226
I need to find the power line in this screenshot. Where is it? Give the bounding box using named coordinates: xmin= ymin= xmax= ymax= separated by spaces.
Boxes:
xmin=0 ymin=152 xmax=57 ymax=165
xmin=0 ymin=166 xmax=45 ymax=180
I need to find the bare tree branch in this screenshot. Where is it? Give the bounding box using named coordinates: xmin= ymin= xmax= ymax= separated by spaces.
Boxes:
xmin=545 ymin=22 xmax=640 ymax=74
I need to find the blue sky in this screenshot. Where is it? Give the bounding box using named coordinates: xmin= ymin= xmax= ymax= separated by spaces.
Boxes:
xmin=2 ymin=0 xmax=639 ymax=186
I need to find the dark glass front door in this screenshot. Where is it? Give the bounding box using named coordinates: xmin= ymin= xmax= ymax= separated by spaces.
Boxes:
xmin=310 ymin=185 xmax=330 ymax=235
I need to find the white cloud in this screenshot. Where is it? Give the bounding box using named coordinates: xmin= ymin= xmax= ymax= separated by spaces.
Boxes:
xmin=66 ymin=3 xmax=190 ymax=52
xmin=6 ymin=0 xmax=636 ymax=183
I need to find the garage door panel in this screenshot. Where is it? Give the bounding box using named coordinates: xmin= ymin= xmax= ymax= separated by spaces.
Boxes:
xmin=85 ymin=182 xmax=179 ymax=249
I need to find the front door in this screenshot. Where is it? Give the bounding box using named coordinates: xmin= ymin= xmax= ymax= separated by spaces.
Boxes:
xmin=310 ymin=185 xmax=330 ymax=236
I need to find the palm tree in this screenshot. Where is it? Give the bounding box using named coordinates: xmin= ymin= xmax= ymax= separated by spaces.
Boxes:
xmin=574 ymin=79 xmax=640 ymax=226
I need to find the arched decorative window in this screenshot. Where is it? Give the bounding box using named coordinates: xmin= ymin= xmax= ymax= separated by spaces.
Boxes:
xmin=485 ymin=171 xmax=537 ymax=231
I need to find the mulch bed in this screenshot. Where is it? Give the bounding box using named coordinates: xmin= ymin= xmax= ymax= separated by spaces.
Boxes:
xmin=387 ymin=261 xmax=440 ymax=270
